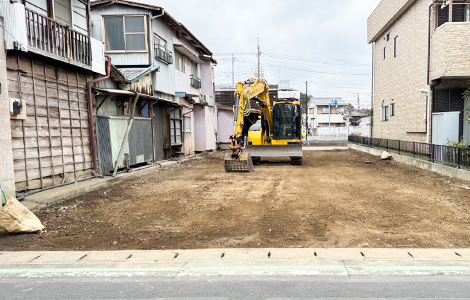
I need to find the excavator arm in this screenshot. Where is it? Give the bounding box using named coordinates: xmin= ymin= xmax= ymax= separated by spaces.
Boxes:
xmin=225 ymin=78 xmax=272 ymax=172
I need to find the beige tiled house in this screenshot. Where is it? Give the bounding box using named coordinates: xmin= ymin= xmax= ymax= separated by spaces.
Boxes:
xmin=368 ymin=0 xmax=470 ymax=145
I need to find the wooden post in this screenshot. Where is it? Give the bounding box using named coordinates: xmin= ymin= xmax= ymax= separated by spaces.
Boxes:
xmin=112 ymin=94 xmax=140 ymax=177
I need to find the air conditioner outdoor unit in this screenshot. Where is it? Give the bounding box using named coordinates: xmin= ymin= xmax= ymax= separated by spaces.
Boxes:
xmin=200 ymin=95 xmax=211 ymax=105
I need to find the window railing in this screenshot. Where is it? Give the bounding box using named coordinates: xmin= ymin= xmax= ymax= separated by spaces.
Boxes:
xmin=25 ymin=8 xmax=91 ymax=66
xmin=154 ymin=45 xmax=173 ymax=64
xmin=349 ymin=136 xmax=470 ymax=169
xmin=190 ymin=75 xmax=201 ymax=89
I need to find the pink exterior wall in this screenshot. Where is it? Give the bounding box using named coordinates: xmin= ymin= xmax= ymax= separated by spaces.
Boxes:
xmin=217 ymin=108 xmax=234 ymax=146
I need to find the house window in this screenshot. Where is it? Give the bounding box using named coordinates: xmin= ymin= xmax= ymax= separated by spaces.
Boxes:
xmin=386 ymin=32 xmax=391 ymax=41
xmin=183 ymin=116 xmax=191 ymax=133
xmin=104 ymin=15 xmax=147 ymax=51
xmin=436 ymin=1 xmax=470 ymax=27
xmin=321 ymin=107 xmax=330 ymax=114
xmin=394 ymin=36 xmax=398 ymax=57
xmin=175 ymin=51 xmax=185 ymax=72
xmin=191 ymin=61 xmax=198 ymax=76
xmin=170 ymin=109 xmax=182 ymax=144
xmin=309 ymin=108 xmax=314 ymax=115
xmin=390 ymin=103 xmax=395 ymax=116
xmin=382 ymin=106 xmax=389 ymax=121
xmin=383 ymin=46 xmax=386 ymax=60
xmin=154 ymin=34 xmax=172 ymax=64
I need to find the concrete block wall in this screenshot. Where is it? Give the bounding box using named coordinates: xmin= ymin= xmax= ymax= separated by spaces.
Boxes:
xmin=0 ymin=18 xmax=17 ymax=199
xmin=370 ymin=0 xmax=433 ymax=142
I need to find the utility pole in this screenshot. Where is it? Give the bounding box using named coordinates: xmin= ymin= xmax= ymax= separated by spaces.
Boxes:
xmin=305 ymin=81 xmax=308 ymax=140
xmin=328 ymin=102 xmax=331 ymax=136
xmin=232 ymin=53 xmax=235 ymax=86
xmin=257 ymin=37 xmax=261 ymax=78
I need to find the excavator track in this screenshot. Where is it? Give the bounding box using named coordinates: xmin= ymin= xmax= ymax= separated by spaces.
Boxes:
xmin=224 ymin=152 xmax=254 ymax=172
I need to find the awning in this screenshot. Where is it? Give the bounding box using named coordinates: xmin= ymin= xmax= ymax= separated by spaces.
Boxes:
xmin=92 ymin=88 xmax=181 ymax=107
xmin=174 ymin=44 xmax=204 ymax=64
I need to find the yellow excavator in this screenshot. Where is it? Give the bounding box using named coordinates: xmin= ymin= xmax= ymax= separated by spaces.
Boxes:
xmin=224 ymin=78 xmax=303 ymax=172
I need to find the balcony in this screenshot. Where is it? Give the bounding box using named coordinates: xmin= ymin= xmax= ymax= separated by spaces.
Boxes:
xmin=154 ymin=45 xmax=173 ymax=64
xmin=190 ymin=75 xmax=201 ymax=89
xmin=25 ymin=8 xmax=91 ymax=67
xmin=430 ymin=22 xmax=470 ymax=81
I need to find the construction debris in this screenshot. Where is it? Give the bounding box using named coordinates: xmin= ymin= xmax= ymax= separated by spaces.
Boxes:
xmin=0 ymin=197 xmax=45 ymax=234
xmin=381 ymin=151 xmax=392 ymax=160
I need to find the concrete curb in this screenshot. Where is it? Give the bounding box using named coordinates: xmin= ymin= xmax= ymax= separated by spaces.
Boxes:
xmin=349 ymin=143 xmax=470 ymax=181
xmin=1 ymin=248 xmax=470 ymax=276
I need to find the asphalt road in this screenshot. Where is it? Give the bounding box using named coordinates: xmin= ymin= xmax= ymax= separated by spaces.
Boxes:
xmin=1 ymin=274 xmax=470 ymax=299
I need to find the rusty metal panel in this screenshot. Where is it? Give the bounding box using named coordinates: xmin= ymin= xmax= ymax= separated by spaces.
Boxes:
xmin=132 ymin=75 xmax=153 ymax=96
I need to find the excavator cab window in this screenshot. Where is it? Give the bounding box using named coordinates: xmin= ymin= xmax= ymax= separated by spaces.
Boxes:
xmin=272 ymin=103 xmax=301 ymax=140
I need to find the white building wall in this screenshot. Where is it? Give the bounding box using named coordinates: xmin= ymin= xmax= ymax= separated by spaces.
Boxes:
xmin=151 ymin=17 xmax=176 ymax=96
xmin=90 ymin=5 xmax=151 ymax=66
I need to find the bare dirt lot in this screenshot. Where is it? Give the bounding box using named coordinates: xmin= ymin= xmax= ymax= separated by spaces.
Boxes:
xmin=1 ymin=149 xmax=470 ymax=251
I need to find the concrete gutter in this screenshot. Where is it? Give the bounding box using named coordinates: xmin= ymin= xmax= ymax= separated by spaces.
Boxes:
xmin=349 ymin=143 xmax=470 ymax=181
xmin=1 ymin=248 xmax=470 ymax=277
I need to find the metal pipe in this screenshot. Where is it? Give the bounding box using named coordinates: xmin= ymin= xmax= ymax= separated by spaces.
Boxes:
xmin=87 ymin=55 xmax=112 ymax=177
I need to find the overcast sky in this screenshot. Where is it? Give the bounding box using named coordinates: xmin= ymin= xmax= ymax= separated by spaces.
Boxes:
xmin=141 ymin=0 xmax=382 ymax=108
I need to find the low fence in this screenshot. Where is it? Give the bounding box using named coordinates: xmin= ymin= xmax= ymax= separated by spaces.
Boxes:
xmin=348 ymin=136 xmax=470 ymax=169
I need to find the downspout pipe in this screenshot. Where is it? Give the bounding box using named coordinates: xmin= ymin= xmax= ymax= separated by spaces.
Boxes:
xmin=151 ymin=8 xmax=165 ymax=19
xmin=87 ymin=55 xmax=112 ymax=177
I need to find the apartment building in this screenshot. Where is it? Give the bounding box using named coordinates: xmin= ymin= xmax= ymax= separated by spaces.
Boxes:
xmin=90 ymin=0 xmax=217 ymax=158
xmin=368 ymin=0 xmax=470 ymax=145
xmin=0 ymin=0 xmax=105 ymax=197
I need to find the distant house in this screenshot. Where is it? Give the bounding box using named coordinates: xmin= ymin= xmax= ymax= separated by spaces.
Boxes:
xmin=308 ymin=98 xmax=348 ymax=135
xmin=90 ymin=0 xmax=217 ymax=173
xmin=349 ymin=110 xmax=372 ymax=137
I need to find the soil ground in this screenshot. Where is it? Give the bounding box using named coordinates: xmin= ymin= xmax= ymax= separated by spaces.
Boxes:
xmin=1 ymin=149 xmax=470 ymax=251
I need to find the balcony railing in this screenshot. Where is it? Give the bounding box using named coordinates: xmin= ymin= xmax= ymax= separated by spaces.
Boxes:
xmin=190 ymin=75 xmax=201 ymax=89
xmin=154 ymin=45 xmax=173 ymax=64
xmin=25 ymin=8 xmax=91 ymax=66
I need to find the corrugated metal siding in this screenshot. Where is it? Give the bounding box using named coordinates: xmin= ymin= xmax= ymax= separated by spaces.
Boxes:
xmin=7 ymin=54 xmax=93 ymax=192
xmin=96 ymin=116 xmax=113 ymax=175
xmin=96 ymin=116 xmax=153 ymax=174
xmin=104 ymin=52 xmax=150 ymax=66
xmin=128 ymin=119 xmax=153 ymax=165
xmin=153 ymin=104 xmax=165 ymax=160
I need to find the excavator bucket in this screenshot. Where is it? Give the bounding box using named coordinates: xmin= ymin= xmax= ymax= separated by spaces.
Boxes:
xmin=224 ymin=152 xmax=254 ymax=172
